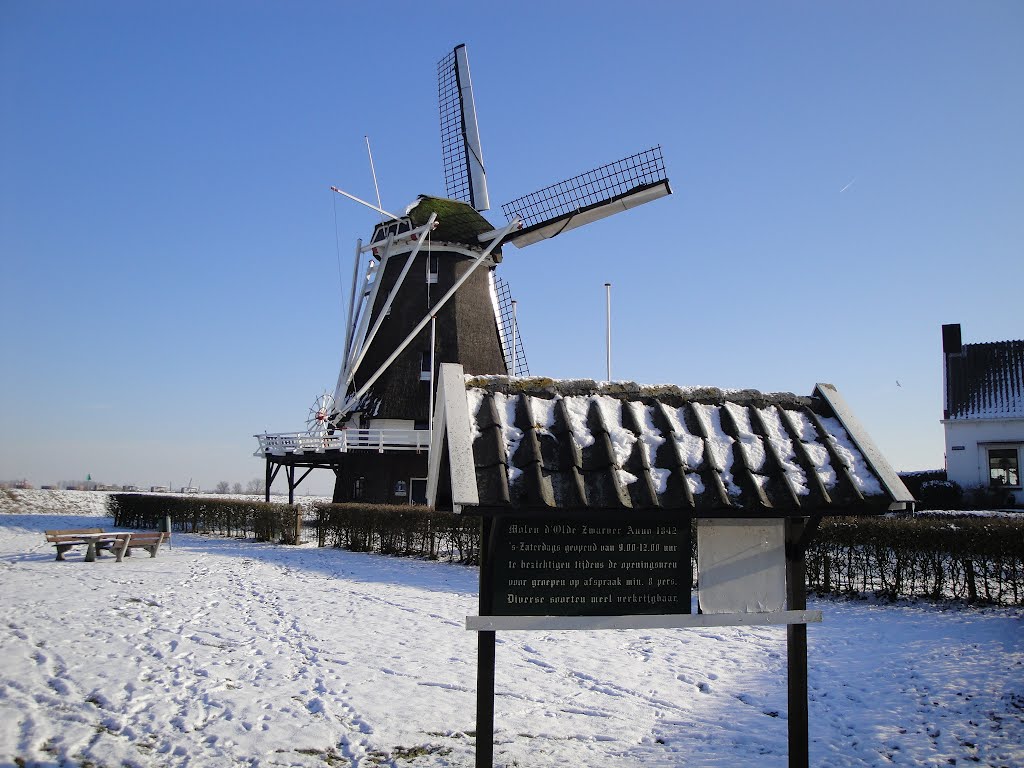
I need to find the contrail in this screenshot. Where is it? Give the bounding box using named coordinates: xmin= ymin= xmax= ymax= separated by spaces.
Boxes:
xmin=839 ymin=177 xmax=856 ymax=193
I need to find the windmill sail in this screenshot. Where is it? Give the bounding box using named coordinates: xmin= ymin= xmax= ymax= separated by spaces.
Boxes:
xmin=438 ymin=44 xmax=490 ymax=211
xmin=500 ymin=146 xmax=670 ymax=248
xmin=489 ymin=273 xmax=530 ymax=377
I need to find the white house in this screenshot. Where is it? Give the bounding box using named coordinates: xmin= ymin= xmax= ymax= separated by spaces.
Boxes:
xmin=942 ymin=323 xmax=1024 ymax=506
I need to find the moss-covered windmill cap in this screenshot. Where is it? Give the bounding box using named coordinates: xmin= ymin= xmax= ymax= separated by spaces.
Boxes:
xmin=407 ymin=195 xmax=497 ymax=248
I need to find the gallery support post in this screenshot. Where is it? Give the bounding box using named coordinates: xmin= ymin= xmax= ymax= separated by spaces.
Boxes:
xmin=265 ymin=458 xmax=278 ymax=503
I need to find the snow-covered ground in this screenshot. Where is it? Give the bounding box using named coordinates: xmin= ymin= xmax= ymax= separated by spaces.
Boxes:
xmin=1 ymin=491 xmax=1022 ymax=767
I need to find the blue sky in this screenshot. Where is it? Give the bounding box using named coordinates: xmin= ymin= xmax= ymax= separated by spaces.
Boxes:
xmin=2 ymin=2 xmax=1021 ymax=494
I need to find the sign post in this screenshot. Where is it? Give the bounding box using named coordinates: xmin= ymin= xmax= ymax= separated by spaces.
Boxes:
xmin=475 ymin=517 xmax=496 ymax=768
xmin=470 ymin=512 xmax=822 ymax=768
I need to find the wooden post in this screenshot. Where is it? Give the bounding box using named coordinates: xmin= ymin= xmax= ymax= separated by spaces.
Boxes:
xmin=476 ymin=516 xmax=496 ymax=768
xmin=786 ymin=516 xmax=810 ymax=768
xmin=476 ymin=630 xmax=496 ymax=768
xmin=264 ymin=459 xmax=272 ymax=503
xmin=294 ymin=507 xmax=303 ymax=546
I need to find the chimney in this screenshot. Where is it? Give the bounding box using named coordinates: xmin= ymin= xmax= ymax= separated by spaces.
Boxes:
xmin=941 ymin=323 xmax=962 ymax=420
xmin=941 ymin=323 xmax=962 ymax=356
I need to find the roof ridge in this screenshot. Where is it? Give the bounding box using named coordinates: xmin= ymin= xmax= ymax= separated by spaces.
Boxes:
xmin=463 ymin=375 xmax=813 ymax=407
xmin=963 ymin=338 xmax=1024 ymax=349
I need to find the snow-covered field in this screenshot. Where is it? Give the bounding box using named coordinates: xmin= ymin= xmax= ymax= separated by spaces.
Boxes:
xmin=1 ymin=491 xmax=1022 ymax=767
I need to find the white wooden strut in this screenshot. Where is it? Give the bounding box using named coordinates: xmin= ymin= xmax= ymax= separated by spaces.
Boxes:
xmin=333 ymin=232 xmax=394 ymax=408
xmin=341 ymin=238 xmax=363 ymax=379
xmin=335 ymin=217 xmax=520 ymax=418
xmin=340 ymin=213 xmax=438 ymax=398
xmin=332 ymin=217 xmax=442 ymax=409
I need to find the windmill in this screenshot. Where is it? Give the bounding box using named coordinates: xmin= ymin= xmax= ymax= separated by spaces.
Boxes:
xmin=256 ymin=44 xmax=671 ymax=505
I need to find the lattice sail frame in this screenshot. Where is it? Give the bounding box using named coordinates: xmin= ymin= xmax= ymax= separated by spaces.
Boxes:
xmin=490 ymin=273 xmax=529 ymax=377
xmin=501 ymin=146 xmax=667 ymax=229
xmin=438 ymin=45 xmax=489 ymax=211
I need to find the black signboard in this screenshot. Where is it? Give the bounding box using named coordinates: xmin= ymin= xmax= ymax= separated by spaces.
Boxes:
xmin=485 ymin=515 xmax=692 ymax=616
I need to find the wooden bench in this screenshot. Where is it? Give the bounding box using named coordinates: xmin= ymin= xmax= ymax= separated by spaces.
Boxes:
xmin=120 ymin=532 xmax=171 ymax=559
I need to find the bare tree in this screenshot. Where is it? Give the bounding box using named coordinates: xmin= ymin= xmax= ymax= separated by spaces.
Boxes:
xmin=245 ymin=478 xmax=265 ymax=495
xmin=215 ymin=481 xmax=230 ymax=494
xmin=232 ymin=482 xmax=243 ymax=494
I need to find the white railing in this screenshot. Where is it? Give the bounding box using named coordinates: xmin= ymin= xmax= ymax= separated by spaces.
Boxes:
xmin=254 ymin=429 xmax=430 ymax=457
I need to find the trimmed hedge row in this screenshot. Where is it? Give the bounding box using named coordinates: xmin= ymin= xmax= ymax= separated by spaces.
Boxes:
xmin=310 ymin=507 xmax=1023 ymax=603
xmin=806 ymin=515 xmax=1024 ymax=604
xmin=108 ymin=494 xmax=1024 ymax=604
xmin=109 ymin=494 xmax=300 ymax=544
xmin=312 ymin=502 xmax=481 ymax=564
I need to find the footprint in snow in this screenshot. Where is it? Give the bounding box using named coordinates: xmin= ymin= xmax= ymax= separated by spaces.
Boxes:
xmin=526 ymin=658 xmax=556 ymax=672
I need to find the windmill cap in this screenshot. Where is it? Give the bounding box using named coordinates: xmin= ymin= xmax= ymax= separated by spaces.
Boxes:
xmin=408 ymin=195 xmax=496 ymax=248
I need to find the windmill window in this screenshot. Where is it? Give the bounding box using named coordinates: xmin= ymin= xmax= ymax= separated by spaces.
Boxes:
xmin=353 ymin=476 xmax=366 ymax=500
xmin=420 ymin=350 xmax=432 ymax=380
xmin=427 ymin=254 xmax=439 ymax=284
xmin=988 ymin=447 xmax=1020 ymax=488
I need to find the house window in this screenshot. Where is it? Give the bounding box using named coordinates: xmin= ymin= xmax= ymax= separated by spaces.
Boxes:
xmin=988 ymin=448 xmax=1020 ymax=488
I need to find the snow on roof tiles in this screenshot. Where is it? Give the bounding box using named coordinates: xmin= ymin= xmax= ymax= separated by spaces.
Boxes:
xmin=945 ymin=339 xmax=1024 ymax=419
xmin=459 ymin=376 xmax=900 ymax=514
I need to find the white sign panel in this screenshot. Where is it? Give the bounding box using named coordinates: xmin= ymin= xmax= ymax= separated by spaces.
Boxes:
xmin=697 ymin=518 xmax=787 ymax=614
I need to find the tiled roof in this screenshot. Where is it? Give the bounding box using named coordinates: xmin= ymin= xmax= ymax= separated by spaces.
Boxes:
xmin=945 ymin=340 xmax=1024 ymax=420
xmin=438 ymin=375 xmax=910 ymax=515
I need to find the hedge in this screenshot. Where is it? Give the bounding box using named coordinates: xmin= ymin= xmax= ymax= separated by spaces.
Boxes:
xmin=109 ymin=494 xmax=301 ymax=544
xmin=806 ymin=515 xmax=1024 ymax=605
xmin=312 ymin=502 xmax=482 ymax=564
xmin=309 ymin=509 xmax=1024 ymax=603
xmin=107 ymin=494 xmax=1024 ymax=604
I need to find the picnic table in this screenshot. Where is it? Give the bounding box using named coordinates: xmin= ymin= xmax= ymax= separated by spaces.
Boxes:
xmin=45 ymin=529 xmax=171 ymax=562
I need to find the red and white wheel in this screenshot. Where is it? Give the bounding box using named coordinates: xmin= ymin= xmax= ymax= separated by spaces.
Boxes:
xmin=305 ymin=392 xmax=336 ymax=437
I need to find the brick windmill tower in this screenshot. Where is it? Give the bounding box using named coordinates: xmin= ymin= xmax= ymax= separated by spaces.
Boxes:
xmin=256 ymin=44 xmax=671 ymax=505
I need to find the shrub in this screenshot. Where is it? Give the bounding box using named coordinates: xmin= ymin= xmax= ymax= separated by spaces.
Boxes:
xmin=916 ymin=479 xmax=962 ymax=510
xmin=962 ymin=484 xmax=1015 ymax=510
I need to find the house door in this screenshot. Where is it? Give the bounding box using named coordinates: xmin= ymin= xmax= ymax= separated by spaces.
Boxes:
xmin=410 ymin=478 xmax=428 ymax=505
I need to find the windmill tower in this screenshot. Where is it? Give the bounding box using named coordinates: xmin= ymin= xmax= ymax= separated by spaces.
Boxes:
xmin=256 ymin=44 xmax=671 ymax=505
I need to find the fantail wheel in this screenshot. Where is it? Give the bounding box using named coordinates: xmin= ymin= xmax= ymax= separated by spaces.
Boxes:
xmin=305 ymin=392 xmax=336 ymax=437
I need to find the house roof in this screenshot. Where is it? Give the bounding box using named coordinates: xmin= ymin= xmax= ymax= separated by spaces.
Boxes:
xmin=429 ymin=367 xmax=914 ymax=515
xmin=945 ymin=338 xmax=1024 ymax=420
